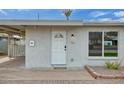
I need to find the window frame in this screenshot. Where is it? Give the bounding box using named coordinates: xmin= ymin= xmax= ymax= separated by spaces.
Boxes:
xmin=88 ymin=31 xmax=119 ymax=59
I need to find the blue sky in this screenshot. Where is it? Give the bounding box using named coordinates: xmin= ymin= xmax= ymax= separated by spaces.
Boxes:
xmin=0 ymin=9 xmax=124 ymax=22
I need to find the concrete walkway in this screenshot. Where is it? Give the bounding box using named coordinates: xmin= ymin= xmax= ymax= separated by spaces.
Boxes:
xmin=0 ymin=57 xmax=94 ymax=83
xmin=0 ymin=56 xmax=25 ymax=68
xmin=0 ymin=68 xmax=93 ymax=80
xmin=1 ymin=67 xmax=124 ymax=84
xmin=0 ymin=57 xmax=124 ymax=84
xmin=0 ymin=57 xmax=92 ymax=81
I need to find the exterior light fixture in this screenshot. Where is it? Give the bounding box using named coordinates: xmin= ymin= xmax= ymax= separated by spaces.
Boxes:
xmin=71 ymin=34 xmax=75 ymax=44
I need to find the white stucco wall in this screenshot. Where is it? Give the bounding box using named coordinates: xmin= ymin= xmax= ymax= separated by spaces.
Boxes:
xmin=25 ymin=26 xmax=124 ymax=69
xmin=67 ymin=26 xmax=124 ymax=67
xmin=26 ymin=26 xmax=51 ymax=68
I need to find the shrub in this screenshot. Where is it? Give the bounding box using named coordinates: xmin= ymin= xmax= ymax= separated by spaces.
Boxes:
xmin=105 ymin=62 xmax=120 ymax=70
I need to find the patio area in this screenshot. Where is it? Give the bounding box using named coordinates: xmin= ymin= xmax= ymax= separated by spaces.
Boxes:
xmin=0 ymin=57 xmax=94 ymax=83
xmin=0 ymin=57 xmax=124 ymax=83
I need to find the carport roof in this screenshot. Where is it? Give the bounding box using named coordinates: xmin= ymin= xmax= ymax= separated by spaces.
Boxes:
xmin=0 ymin=20 xmax=83 ymax=26
xmin=0 ymin=20 xmax=124 ymax=26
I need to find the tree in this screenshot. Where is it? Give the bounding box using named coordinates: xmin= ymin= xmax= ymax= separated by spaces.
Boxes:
xmin=63 ymin=9 xmax=72 ymax=21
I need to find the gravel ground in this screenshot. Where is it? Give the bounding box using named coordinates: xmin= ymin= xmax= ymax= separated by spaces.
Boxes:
xmin=92 ymin=66 xmax=124 ymax=75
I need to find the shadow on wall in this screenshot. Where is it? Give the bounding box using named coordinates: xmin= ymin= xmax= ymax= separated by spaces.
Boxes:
xmin=0 ymin=37 xmax=8 ymax=56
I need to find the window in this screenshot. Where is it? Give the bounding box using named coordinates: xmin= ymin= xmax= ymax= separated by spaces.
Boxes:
xmin=89 ymin=31 xmax=118 ymax=57
xmin=104 ymin=32 xmax=118 ymax=57
xmin=89 ymin=32 xmax=102 ymax=56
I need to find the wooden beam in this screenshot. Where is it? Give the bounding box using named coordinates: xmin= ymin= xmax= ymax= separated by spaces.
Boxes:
xmin=0 ymin=26 xmax=21 ymax=34
xmin=1 ymin=25 xmax=21 ymax=31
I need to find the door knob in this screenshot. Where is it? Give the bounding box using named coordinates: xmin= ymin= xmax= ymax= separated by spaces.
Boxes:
xmin=64 ymin=45 xmax=66 ymax=51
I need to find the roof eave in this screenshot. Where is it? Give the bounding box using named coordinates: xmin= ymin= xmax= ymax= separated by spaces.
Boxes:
xmin=0 ymin=20 xmax=83 ymax=26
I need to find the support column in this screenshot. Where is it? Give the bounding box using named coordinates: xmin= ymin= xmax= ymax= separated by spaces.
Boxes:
xmin=8 ymin=34 xmax=12 ymax=58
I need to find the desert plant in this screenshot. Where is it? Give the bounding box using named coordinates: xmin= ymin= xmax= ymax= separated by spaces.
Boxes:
xmin=105 ymin=62 xmax=120 ymax=70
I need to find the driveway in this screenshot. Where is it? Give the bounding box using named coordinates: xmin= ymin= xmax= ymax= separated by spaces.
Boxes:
xmin=0 ymin=57 xmax=124 ymax=84
xmin=0 ymin=56 xmax=25 ymax=68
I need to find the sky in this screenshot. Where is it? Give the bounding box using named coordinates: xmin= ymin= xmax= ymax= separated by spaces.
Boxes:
xmin=0 ymin=9 xmax=124 ymax=22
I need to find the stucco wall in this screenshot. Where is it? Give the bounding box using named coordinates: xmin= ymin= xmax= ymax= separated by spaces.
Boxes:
xmin=26 ymin=26 xmax=51 ymax=68
xmin=25 ymin=26 xmax=124 ymax=69
xmin=67 ymin=26 xmax=124 ymax=68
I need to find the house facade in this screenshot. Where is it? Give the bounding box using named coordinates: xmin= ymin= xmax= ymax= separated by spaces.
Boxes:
xmin=0 ymin=20 xmax=124 ymax=69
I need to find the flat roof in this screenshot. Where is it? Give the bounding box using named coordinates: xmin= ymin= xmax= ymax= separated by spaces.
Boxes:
xmin=83 ymin=22 xmax=124 ymax=26
xmin=0 ymin=20 xmax=124 ymax=26
xmin=0 ymin=20 xmax=83 ymax=26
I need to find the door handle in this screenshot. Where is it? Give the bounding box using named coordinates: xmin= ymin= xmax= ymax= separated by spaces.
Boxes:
xmin=64 ymin=45 xmax=66 ymax=51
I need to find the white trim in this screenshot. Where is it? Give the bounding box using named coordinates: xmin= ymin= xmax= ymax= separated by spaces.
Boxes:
xmin=0 ymin=20 xmax=83 ymax=26
xmin=102 ymin=31 xmax=104 ymax=56
xmin=0 ymin=20 xmax=124 ymax=26
xmin=88 ymin=57 xmax=119 ymax=60
xmin=117 ymin=31 xmax=120 ymax=58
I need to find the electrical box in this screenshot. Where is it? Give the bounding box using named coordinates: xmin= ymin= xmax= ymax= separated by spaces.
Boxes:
xmin=29 ymin=40 xmax=35 ymax=47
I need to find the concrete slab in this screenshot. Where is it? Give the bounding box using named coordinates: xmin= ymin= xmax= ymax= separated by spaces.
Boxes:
xmin=0 ymin=57 xmax=94 ymax=83
xmin=0 ymin=57 xmax=124 ymax=84
xmin=0 ymin=57 xmax=10 ymax=64
xmin=0 ymin=68 xmax=93 ymax=80
xmin=0 ymin=56 xmax=25 ymax=68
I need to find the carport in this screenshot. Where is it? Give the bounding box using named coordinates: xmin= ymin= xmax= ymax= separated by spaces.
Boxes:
xmin=0 ymin=20 xmax=25 ymax=67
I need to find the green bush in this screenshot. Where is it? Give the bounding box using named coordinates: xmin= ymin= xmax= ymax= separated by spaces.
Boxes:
xmin=105 ymin=62 xmax=120 ymax=70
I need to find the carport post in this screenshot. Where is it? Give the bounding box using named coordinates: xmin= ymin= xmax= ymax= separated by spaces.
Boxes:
xmin=8 ymin=34 xmax=12 ymax=58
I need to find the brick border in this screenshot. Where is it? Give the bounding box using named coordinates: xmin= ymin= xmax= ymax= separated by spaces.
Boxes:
xmin=85 ymin=65 xmax=124 ymax=79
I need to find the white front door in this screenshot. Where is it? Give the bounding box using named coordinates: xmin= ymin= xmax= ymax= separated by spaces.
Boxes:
xmin=51 ymin=31 xmax=66 ymax=65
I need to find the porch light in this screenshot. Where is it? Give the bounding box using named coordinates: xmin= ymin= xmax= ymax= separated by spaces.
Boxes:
xmin=71 ymin=34 xmax=75 ymax=44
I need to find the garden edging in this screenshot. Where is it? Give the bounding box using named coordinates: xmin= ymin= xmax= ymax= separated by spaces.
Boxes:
xmin=85 ymin=65 xmax=124 ymax=79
